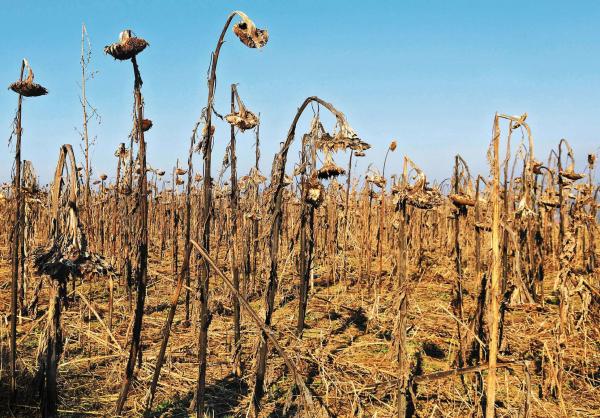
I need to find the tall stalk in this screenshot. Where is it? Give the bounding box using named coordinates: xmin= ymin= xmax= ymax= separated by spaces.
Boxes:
xmin=395 ymin=158 xmax=409 ymax=417
xmin=115 ymin=50 xmax=149 ymax=415
xmin=474 ymin=175 xmax=486 ymax=282
xmin=297 ymin=129 xmax=316 ymax=336
xmin=195 ymin=12 xmax=267 ymax=413
xmin=229 ymin=84 xmax=242 ymax=376
xmin=9 ymin=60 xmax=25 ymax=403
xmin=451 ymin=155 xmax=469 ymax=368
xmin=81 ymin=24 xmax=92 ymax=224
xmin=342 ymin=151 xmax=354 ymax=283
xmin=486 ymin=114 xmax=501 ymax=417
xmin=378 ymin=142 xmax=395 ymax=281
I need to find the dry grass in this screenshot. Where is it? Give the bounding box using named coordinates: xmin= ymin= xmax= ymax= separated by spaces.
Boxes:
xmin=0 ymin=197 xmax=598 ymax=417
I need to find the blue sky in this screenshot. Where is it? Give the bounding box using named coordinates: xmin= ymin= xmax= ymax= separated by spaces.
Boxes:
xmin=1 ymin=0 xmax=599 ymax=185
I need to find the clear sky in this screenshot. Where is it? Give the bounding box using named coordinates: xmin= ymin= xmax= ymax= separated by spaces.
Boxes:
xmin=1 ymin=0 xmax=599 ymax=185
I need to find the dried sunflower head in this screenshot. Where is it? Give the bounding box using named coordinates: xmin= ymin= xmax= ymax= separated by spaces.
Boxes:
xmin=321 ymin=122 xmax=369 ymax=152
xmin=9 ymin=80 xmax=48 ymax=97
xmin=114 ymin=143 xmax=128 ymax=159
xmin=104 ymin=30 xmax=148 ymax=60
xmin=100 ymin=174 xmax=108 ymax=181
xmin=140 ymin=119 xmax=153 ymax=132
xmin=249 ymin=167 xmax=266 ymax=185
xmin=317 ymin=153 xmax=346 ymax=180
xmin=449 ymin=193 xmax=476 ymax=207
xmin=303 ymin=175 xmax=325 ymax=207
xmin=559 ymin=169 xmax=584 ymax=181
xmin=225 ymin=110 xmax=259 ymax=131
xmin=350 ymin=140 xmax=371 ymax=152
xmin=317 ymin=162 xmax=346 ymax=180
xmin=226 ymin=87 xmax=259 ymax=130
xmin=232 ymin=12 xmax=269 ymax=48
xmin=176 ymin=168 xmax=187 ymax=176
xmin=9 ymin=60 xmax=48 ymax=97
xmin=366 ymin=174 xmax=386 ymax=189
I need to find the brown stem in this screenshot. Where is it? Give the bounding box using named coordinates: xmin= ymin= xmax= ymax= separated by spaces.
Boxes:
xmin=229 ymin=84 xmax=242 ymax=376
xmin=342 ymin=151 xmax=353 ymax=283
xmin=195 ymin=14 xmax=238 ymax=415
xmin=486 ymin=114 xmax=501 ymax=417
xmin=116 ymin=55 xmax=149 ymax=415
xmin=10 ymin=59 xmax=25 ymax=404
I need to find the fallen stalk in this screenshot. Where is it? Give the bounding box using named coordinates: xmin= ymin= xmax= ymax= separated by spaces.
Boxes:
xmin=189 ymin=239 xmax=327 ymax=417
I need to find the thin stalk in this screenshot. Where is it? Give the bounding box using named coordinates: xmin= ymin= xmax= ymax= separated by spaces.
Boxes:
xmin=195 ymin=14 xmax=237 ymax=414
xmin=10 ymin=59 xmax=25 ymax=404
xmin=229 ymin=84 xmax=242 ymax=376
xmin=81 ymin=24 xmax=91 ymax=224
xmin=116 ymin=55 xmax=149 ymax=415
xmin=486 ymin=114 xmax=501 ymax=417
xmin=342 ymin=151 xmax=353 ymax=283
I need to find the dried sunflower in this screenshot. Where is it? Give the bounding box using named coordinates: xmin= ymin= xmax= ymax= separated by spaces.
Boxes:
xmin=225 ymin=89 xmax=259 ymax=130
xmin=232 ymin=11 xmax=269 ymax=48
xmin=140 ymin=119 xmax=153 ymax=132
xmin=559 ymin=169 xmax=584 ymax=181
xmin=114 ymin=143 xmax=129 ymax=159
xmin=249 ymin=167 xmax=267 ymax=185
xmin=104 ymin=30 xmax=148 ymax=61
xmin=226 ymin=111 xmax=259 ymax=130
xmin=366 ymin=173 xmax=386 ymax=189
xmin=450 ymin=193 xmax=476 ymax=207
xmin=532 ymin=160 xmax=543 ymax=175
xmin=9 ymin=60 xmax=48 ymax=97
xmin=303 ymin=175 xmax=325 ymax=207
xmin=317 ymin=153 xmax=346 ymax=180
